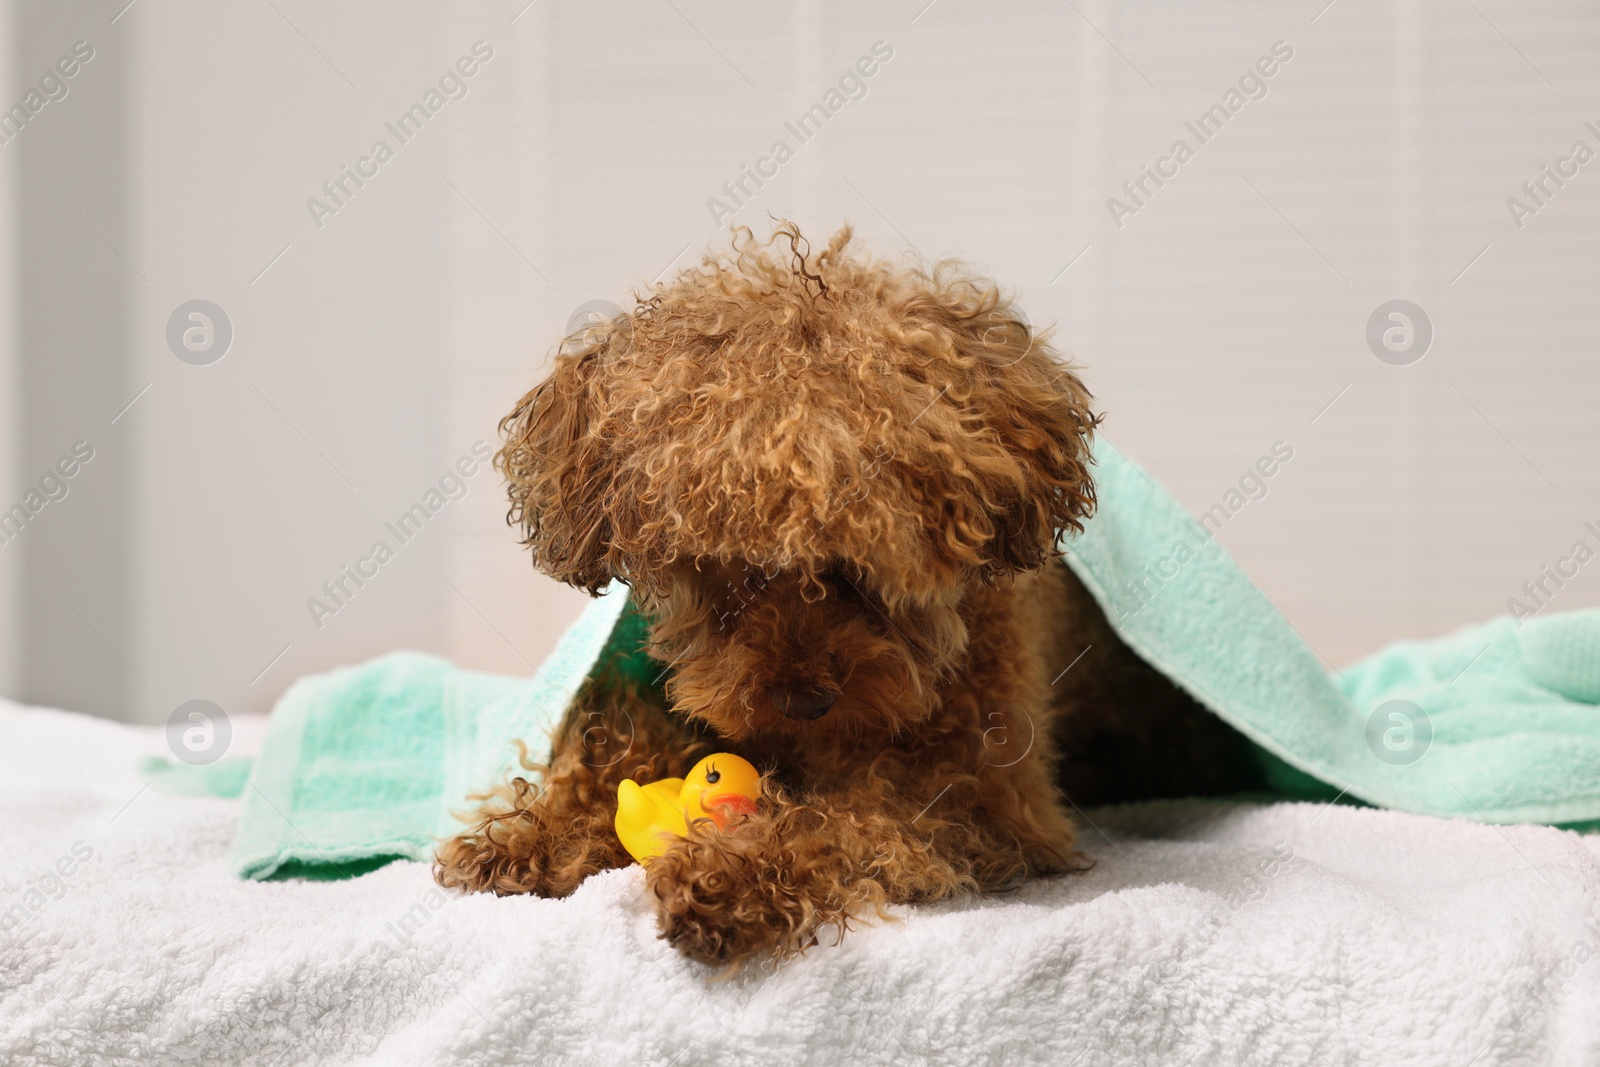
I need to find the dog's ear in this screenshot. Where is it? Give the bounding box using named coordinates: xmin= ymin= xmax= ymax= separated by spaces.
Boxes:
xmin=496 ymin=326 xmax=621 ymax=595
xmin=946 ymin=302 xmax=1100 ymax=578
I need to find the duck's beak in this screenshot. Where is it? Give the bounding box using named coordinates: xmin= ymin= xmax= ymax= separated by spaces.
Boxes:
xmin=701 ymin=792 xmax=757 ymax=826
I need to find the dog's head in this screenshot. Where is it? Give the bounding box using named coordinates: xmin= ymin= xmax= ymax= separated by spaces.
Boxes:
xmin=499 ymin=224 xmax=1099 ymax=740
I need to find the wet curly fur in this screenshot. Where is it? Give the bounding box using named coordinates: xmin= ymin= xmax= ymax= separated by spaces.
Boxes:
xmin=435 ymin=223 xmax=1263 ymax=967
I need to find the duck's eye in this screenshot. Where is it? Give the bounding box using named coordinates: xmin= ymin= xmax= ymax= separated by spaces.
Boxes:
xmin=705 ymin=768 xmax=721 ymax=784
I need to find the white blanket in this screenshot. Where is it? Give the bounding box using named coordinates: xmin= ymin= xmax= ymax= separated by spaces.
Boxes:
xmin=3 ymin=698 xmax=1599 ymax=1066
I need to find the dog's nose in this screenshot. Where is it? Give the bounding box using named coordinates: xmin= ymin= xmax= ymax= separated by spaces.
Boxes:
xmin=772 ymin=687 xmax=836 ymax=721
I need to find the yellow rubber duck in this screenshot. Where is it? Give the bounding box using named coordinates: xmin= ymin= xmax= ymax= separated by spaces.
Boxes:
xmin=614 ymin=753 xmax=761 ymax=864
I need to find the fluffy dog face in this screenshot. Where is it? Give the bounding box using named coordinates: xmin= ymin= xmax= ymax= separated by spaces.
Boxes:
xmin=498 ymin=225 xmax=1099 ymax=739
xmin=641 ymin=561 xmax=968 ymax=740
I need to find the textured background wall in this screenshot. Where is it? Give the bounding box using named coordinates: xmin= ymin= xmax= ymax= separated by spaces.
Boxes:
xmin=3 ymin=0 xmax=447 ymax=722
xmin=2 ymin=0 xmax=1598 ymax=722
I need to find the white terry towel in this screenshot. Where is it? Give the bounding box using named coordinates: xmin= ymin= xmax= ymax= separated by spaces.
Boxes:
xmin=2 ymin=697 xmax=1598 ymax=1066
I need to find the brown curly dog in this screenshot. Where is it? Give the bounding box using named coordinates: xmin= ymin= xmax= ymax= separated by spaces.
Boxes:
xmin=435 ymin=223 xmax=1261 ymax=967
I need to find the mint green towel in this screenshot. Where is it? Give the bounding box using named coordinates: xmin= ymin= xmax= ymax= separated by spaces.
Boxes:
xmin=1065 ymin=441 xmax=1600 ymax=826
xmin=197 ymin=439 xmax=1600 ymax=880
xmin=222 ymin=588 xmax=635 ymax=879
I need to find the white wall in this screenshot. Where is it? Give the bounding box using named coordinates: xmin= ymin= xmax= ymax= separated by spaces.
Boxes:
xmin=0 ymin=0 xmax=15 ymax=698
xmin=4 ymin=0 xmax=1599 ymax=720
xmin=121 ymin=0 xmax=449 ymax=724
xmin=7 ymin=0 xmax=448 ymax=723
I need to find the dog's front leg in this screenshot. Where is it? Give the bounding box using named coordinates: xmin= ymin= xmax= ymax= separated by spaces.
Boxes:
xmin=435 ymin=679 xmax=712 ymax=897
xmin=643 ymin=782 xmax=988 ymax=967
xmin=969 ymin=703 xmax=1084 ymax=878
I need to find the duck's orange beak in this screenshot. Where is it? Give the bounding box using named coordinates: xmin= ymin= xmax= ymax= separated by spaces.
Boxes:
xmin=701 ymin=792 xmax=757 ymax=827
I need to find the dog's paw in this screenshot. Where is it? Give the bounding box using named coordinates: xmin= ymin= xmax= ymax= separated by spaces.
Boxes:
xmin=644 ymin=831 xmax=811 ymax=965
xmin=1022 ymin=841 xmax=1091 ymax=877
xmin=434 ymin=782 xmax=619 ymax=898
xmin=644 ymin=816 xmax=876 ymax=967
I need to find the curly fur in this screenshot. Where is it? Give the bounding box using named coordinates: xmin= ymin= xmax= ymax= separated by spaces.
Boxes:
xmin=497 ymin=224 xmax=1098 ymax=607
xmin=437 ymin=223 xmax=1263 ymax=968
